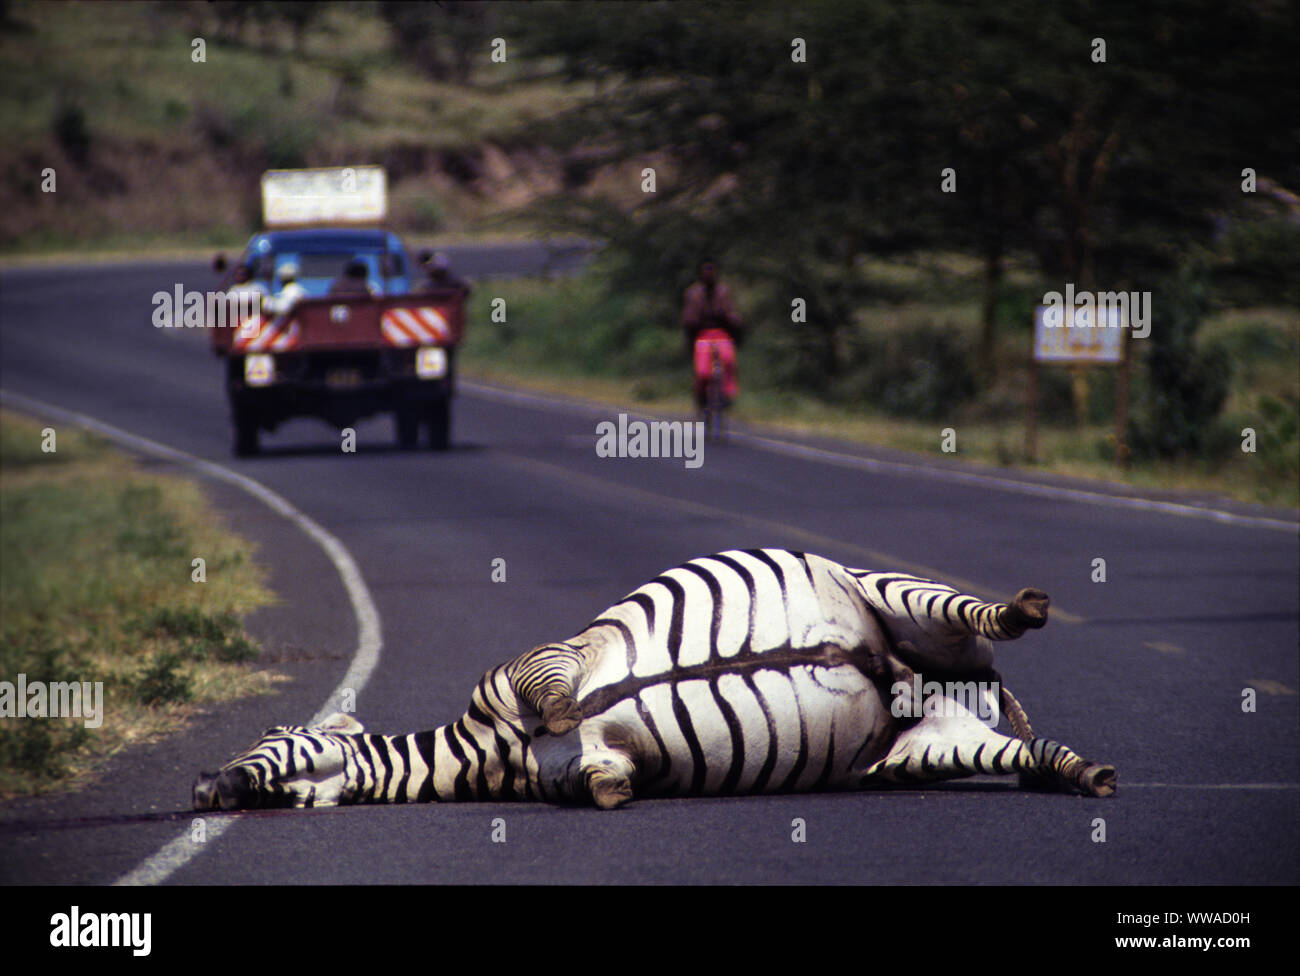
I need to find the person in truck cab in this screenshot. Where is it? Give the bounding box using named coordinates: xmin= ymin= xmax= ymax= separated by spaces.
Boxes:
xmin=418 ymin=252 xmax=471 ymax=296
xmin=328 ymin=259 xmax=375 ymax=297
xmin=268 ymin=261 xmax=307 ymax=317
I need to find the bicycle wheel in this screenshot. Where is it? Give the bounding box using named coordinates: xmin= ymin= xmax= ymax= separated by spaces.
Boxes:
xmin=706 ymin=353 xmax=726 ymax=443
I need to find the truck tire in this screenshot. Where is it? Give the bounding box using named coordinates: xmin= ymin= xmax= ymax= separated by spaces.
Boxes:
xmin=233 ymin=406 xmax=260 ymax=457
xmin=427 ymin=397 xmax=451 ymax=451
xmin=395 ymin=407 xmax=420 ymax=450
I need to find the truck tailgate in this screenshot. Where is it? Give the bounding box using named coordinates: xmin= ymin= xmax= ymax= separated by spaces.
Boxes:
xmin=213 ymin=291 xmax=465 ymax=355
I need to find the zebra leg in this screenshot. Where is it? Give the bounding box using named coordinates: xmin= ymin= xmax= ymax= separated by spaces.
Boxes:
xmin=935 ymin=587 xmax=1051 ymax=641
xmin=860 ymin=572 xmax=1051 ymax=643
xmin=998 ymin=684 xmax=1065 ymax=790
xmin=507 ymin=643 xmax=587 ymax=734
xmin=853 ymin=572 xmax=1052 ymax=675
xmin=1000 ymin=684 xmax=1036 ymax=741
xmin=1021 ymin=738 xmax=1115 ymax=796
xmin=995 ymin=684 xmax=1092 ymax=792
xmin=864 ymin=709 xmax=1116 ymax=797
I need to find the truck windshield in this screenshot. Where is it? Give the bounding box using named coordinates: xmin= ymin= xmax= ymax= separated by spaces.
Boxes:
xmin=295 ymin=254 xmax=375 ymax=280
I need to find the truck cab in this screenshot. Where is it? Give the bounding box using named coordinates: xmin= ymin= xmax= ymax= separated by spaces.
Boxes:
xmin=238 ymin=227 xmax=413 ymax=298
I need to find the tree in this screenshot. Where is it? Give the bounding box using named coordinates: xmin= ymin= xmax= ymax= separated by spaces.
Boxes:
xmin=381 ymin=1 xmax=495 ymax=84
xmin=511 ymin=0 xmax=1299 ymax=392
xmin=514 ymin=0 xmax=938 ymax=378
xmin=1128 ymin=261 xmax=1231 ymax=459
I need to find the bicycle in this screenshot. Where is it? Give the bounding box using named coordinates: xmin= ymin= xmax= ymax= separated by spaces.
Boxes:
xmin=695 ymin=332 xmax=733 ymax=444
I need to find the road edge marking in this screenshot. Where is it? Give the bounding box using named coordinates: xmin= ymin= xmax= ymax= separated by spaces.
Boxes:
xmin=0 ymin=389 xmax=383 ymax=886
xmin=462 ymin=380 xmax=1300 ymax=534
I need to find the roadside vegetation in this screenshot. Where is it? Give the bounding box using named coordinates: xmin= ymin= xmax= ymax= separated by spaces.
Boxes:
xmin=0 ymin=410 xmax=282 ymax=797
xmin=461 ymin=257 xmax=1299 ymax=508
xmin=0 ymin=1 xmax=594 ymax=254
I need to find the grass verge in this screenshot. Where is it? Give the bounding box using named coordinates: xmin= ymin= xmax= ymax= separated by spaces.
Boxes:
xmin=0 ymin=409 xmax=284 ymax=798
xmin=459 ymin=271 xmax=1300 ymax=509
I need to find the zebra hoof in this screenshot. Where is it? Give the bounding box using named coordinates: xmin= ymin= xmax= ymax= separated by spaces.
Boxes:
xmin=542 ymin=695 xmax=583 ymax=735
xmin=1005 ymin=588 xmax=1050 ymax=631
xmin=1078 ymin=763 xmax=1117 ymax=797
xmin=590 ymin=772 xmax=634 ymax=810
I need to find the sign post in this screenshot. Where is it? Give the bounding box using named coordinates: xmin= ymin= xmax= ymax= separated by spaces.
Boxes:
xmin=1027 ymin=303 xmax=1130 ymax=467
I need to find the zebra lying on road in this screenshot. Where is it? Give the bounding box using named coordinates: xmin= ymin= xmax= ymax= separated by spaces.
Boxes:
xmin=193 ymin=549 xmax=1116 ymax=811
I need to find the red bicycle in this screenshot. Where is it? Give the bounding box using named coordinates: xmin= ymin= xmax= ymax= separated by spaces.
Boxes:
xmin=694 ymin=326 xmax=736 ymax=443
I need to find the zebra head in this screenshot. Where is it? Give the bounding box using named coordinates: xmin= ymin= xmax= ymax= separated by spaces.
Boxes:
xmin=192 ymin=712 xmax=367 ymax=811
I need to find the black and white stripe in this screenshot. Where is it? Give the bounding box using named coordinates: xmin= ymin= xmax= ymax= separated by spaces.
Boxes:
xmin=194 ymin=549 xmax=1115 ymax=810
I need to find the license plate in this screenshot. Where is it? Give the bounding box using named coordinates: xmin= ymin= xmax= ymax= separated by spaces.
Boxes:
xmin=325 ymin=368 xmax=362 ymax=388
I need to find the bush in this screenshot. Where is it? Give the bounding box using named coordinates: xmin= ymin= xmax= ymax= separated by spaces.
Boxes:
xmin=134 ymin=652 xmax=193 ymax=705
xmin=1216 ymin=219 xmax=1300 ymax=307
xmin=1128 ymin=265 xmax=1231 ymax=459
xmin=51 ymin=102 xmax=91 ymax=165
xmin=1202 ymin=317 xmax=1293 ymax=385
xmin=0 ymin=721 xmax=90 ymax=779
xmin=0 ymin=635 xmax=94 ymax=784
xmin=134 ymin=607 xmax=259 ymax=663
xmin=836 ymin=324 xmax=975 ymax=419
xmin=410 ymin=196 xmax=445 ymax=233
xmin=1247 ymin=393 xmax=1300 ymax=485
xmin=261 ymin=114 xmax=315 ymax=170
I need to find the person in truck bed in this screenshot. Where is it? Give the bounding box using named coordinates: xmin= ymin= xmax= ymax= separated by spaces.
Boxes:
xmin=417 ymin=252 xmax=471 ymax=296
xmin=227 ymin=263 xmax=268 ymax=305
xmin=227 ymin=263 xmax=269 ymax=336
xmin=328 ymin=259 xmax=375 ymax=297
xmin=267 ymin=261 xmax=307 ymax=316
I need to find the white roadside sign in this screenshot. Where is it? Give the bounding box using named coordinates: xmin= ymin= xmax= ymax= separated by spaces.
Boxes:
xmin=261 ymin=166 xmax=387 ymax=227
xmin=1033 ymin=304 xmax=1126 ymax=364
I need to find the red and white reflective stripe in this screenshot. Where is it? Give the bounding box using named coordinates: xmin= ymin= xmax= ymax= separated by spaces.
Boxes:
xmin=381 ymin=307 xmax=450 ymax=347
xmin=266 ymin=320 xmax=300 ymax=351
xmin=231 ymin=315 xmax=263 ymax=352
xmin=233 ymin=316 xmax=300 ymax=352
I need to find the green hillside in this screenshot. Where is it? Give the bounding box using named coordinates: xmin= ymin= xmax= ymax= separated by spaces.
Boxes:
xmin=0 ymin=0 xmax=592 ymax=253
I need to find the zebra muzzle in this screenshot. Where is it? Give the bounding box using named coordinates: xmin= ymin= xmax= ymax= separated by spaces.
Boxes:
xmin=192 ymin=773 xmax=220 ymax=811
xmin=192 ymin=768 xmax=258 ymax=810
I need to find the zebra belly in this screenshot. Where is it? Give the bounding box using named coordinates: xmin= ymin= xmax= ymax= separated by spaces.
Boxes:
xmin=588 ymin=663 xmax=893 ymax=796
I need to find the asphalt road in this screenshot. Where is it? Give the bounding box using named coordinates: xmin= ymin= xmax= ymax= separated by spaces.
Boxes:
xmin=1 ymin=255 xmax=1297 ymax=884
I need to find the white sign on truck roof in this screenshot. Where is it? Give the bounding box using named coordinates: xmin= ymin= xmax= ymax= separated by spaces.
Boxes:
xmin=261 ymin=166 xmax=387 ymax=227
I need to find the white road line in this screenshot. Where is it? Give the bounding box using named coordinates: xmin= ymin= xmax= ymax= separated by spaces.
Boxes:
xmin=1120 ymin=783 xmax=1300 ymax=790
xmin=462 ymin=381 xmax=1299 ymax=534
xmin=0 ymin=389 xmax=383 ymax=886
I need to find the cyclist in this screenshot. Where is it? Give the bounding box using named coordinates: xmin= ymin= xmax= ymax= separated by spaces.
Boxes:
xmin=681 ymin=258 xmax=743 ymax=410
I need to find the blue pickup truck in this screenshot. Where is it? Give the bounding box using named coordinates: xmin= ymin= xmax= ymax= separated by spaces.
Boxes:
xmin=212 ymin=176 xmax=466 ymax=456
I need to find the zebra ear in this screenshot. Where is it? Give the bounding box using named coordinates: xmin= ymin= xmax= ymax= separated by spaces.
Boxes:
xmin=315 ymin=712 xmax=365 ymax=735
